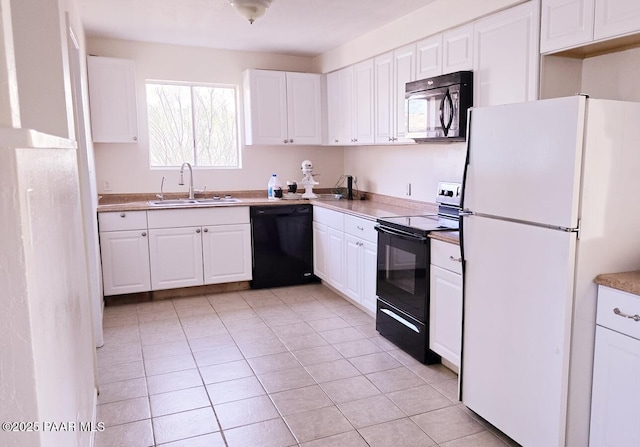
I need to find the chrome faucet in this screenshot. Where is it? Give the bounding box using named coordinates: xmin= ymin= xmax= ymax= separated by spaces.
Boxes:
xmin=179 ymin=162 xmax=195 ymax=199
xmin=156 ymin=176 xmax=166 ymax=201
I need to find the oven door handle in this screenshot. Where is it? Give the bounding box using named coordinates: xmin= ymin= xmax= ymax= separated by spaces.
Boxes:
xmin=375 ymin=225 xmax=428 ymax=242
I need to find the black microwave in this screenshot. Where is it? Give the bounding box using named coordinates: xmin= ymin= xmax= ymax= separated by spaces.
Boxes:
xmin=405 ymin=71 xmax=473 ymax=142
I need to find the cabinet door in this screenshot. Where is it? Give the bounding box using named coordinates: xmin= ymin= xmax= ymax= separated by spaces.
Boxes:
xmin=244 ymin=69 xmax=288 ymax=145
xmin=337 ymin=66 xmax=354 ymax=145
xmin=327 ymin=226 xmax=345 ymax=291
xmin=202 ymin=224 xmax=252 ymax=284
xmin=326 ymin=71 xmax=341 ymax=145
xmin=590 ymin=326 xmax=640 ymax=447
xmin=149 ymin=227 xmax=203 ymax=290
xmin=473 ymin=2 xmax=540 ymax=107
xmin=393 ymin=44 xmax=416 ymax=143
xmin=416 ymin=34 xmax=443 ymax=79
xmin=443 ymin=24 xmax=474 ymax=74
xmin=540 ymin=0 xmax=595 ymax=53
xmin=99 ymin=230 xmax=151 ymax=295
xmin=286 ymin=72 xmax=322 ymax=145
xmin=313 ymin=222 xmax=328 ymax=280
xmin=362 ymin=240 xmax=378 ymax=314
xmin=374 ymin=51 xmax=394 ymax=144
xmin=353 ymin=59 xmax=375 ymax=145
xmin=87 ymin=56 xmax=138 ymax=143
xmin=594 ymin=0 xmax=640 ymax=40
xmin=429 ymin=265 xmax=463 ymax=367
xmin=344 ymin=234 xmax=362 ymax=302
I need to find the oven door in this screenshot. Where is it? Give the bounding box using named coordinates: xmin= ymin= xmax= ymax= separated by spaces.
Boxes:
xmin=406 ymin=84 xmax=462 ymax=140
xmin=375 ymin=225 xmax=428 ymax=322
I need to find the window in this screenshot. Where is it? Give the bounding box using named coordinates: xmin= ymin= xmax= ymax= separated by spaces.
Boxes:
xmin=146 ymin=82 xmax=239 ymax=168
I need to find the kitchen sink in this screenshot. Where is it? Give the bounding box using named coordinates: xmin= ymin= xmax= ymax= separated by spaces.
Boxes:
xmin=148 ymin=199 xmax=197 ymax=206
xmin=194 ymin=197 xmax=242 ymax=204
xmin=148 ymin=197 xmax=242 ymax=206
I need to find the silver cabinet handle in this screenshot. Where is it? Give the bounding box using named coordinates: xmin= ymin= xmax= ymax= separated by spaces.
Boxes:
xmin=133 ymin=136 xmax=138 ymax=142
xmin=449 ymin=256 xmax=462 ymax=263
xmin=289 ymin=139 xmax=293 ymax=143
xmin=120 ymin=213 xmax=126 ymax=218
xmin=141 ymin=232 xmax=146 ymax=237
xmin=334 ymin=139 xmax=339 ymax=143
xmin=613 ymin=308 xmax=640 ymax=322
xmin=283 ymin=139 xmax=288 ymax=144
xmin=357 ymin=226 xmax=364 ymax=230
xmin=196 ymin=229 xmax=201 ymax=234
xmin=204 ymin=228 xmax=208 ymax=233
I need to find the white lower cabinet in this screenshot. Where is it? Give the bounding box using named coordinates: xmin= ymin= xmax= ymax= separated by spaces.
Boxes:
xmin=344 ymin=215 xmax=378 ymax=314
xmin=313 ymin=206 xmax=377 ymax=314
xmin=98 ymin=211 xmax=151 ymax=296
xmin=429 ymin=239 xmax=463 ymax=367
xmin=590 ymin=286 xmax=640 ymax=447
xmin=202 ymin=224 xmax=252 ymax=284
xmin=146 ymin=207 xmax=251 ymax=291
xmin=149 ymin=227 xmax=204 ymax=290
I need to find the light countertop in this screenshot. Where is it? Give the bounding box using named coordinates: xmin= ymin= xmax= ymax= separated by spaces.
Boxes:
xmin=595 ymin=271 xmax=640 ymax=296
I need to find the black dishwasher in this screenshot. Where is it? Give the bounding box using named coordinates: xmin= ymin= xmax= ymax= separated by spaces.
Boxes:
xmin=250 ymin=205 xmax=317 ymax=289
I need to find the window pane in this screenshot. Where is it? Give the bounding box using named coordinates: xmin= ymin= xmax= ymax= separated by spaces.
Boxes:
xmin=147 ymin=84 xmax=194 ymax=167
xmin=193 ymin=86 xmax=238 ymax=167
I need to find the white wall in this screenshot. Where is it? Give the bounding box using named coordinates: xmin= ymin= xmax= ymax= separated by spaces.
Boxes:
xmin=0 ymin=1 xmax=97 ymax=446
xmin=10 ymin=0 xmax=73 ymax=138
xmin=344 ymin=143 xmax=467 ymax=203
xmin=88 ymin=38 xmax=345 ymax=195
xmin=582 ymin=46 xmax=640 ymax=101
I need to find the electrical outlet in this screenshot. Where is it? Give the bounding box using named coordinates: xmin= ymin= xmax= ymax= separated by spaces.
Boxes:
xmin=406 ymin=183 xmax=412 ymax=196
xmin=103 ymin=180 xmax=112 ymax=191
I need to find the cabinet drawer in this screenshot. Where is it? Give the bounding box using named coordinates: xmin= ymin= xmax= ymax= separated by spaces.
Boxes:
xmin=313 ymin=206 xmax=344 ymax=230
xmin=430 ymin=239 xmax=462 ymax=274
xmin=99 ymin=211 xmax=147 ymax=231
xmin=344 ymin=214 xmax=377 ymax=243
xmin=597 ymin=286 xmax=640 ymax=340
xmin=147 ymin=206 xmax=250 ymax=229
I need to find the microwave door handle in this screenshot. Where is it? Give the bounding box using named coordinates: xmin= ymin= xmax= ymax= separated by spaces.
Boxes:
xmin=446 ymin=89 xmax=454 ymax=134
xmin=439 ymin=94 xmax=446 ymax=135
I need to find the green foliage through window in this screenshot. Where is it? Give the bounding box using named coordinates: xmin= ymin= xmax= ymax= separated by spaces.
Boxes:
xmin=146 ymin=82 xmax=239 ymax=167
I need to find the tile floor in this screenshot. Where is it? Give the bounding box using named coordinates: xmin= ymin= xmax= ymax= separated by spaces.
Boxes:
xmin=95 ymin=284 xmax=519 ymax=447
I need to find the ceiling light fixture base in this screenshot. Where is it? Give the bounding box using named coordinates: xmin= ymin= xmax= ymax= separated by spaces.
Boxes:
xmin=229 ymin=0 xmax=273 ymax=24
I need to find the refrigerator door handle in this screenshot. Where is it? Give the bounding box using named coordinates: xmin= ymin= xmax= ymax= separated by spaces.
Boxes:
xmin=459 ymin=210 xmax=474 ymax=217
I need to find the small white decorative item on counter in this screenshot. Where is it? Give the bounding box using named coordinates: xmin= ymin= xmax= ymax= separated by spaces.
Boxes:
xmin=300 ymin=159 xmax=318 ymax=199
xmin=267 ymin=173 xmax=281 ymax=200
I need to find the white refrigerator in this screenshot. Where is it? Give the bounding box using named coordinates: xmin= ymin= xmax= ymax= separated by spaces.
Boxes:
xmin=460 ymin=96 xmax=640 ymax=447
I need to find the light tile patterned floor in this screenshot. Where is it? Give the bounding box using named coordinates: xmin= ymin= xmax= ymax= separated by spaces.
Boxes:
xmin=95 ymin=284 xmax=519 ymax=447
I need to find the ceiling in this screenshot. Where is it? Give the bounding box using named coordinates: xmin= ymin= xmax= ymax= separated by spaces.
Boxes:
xmin=78 ymin=0 xmax=437 ymax=57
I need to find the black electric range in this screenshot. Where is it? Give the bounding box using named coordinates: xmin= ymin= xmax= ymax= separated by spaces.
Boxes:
xmin=374 ymin=182 xmax=461 ymax=364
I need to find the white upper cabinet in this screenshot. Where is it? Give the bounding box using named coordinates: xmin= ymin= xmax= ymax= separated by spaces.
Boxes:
xmin=87 ymin=56 xmax=138 ymax=143
xmin=443 ymin=24 xmax=474 ymax=73
xmin=594 ymin=0 xmax=640 ymax=40
xmin=286 ymin=72 xmax=323 ymax=145
xmin=326 ymin=66 xmax=355 ymax=145
xmin=473 ymin=1 xmax=540 ymax=107
xmin=540 ymin=0 xmax=595 ymax=53
xmin=541 ymin=0 xmax=640 ymax=53
xmin=353 ymin=59 xmax=375 ymax=145
xmin=326 ymin=61 xmax=374 ymax=145
xmin=416 ymin=34 xmax=443 ymax=79
xmin=243 ymin=69 xmax=322 ymax=145
xmin=374 ymin=44 xmax=416 ymax=144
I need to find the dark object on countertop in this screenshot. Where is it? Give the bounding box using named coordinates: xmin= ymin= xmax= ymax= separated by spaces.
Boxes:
xmin=347 ymin=175 xmax=354 ymax=200
xmin=250 ymin=205 xmax=318 ymax=289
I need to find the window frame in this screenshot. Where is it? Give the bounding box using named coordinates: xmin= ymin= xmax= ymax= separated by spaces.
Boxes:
xmin=145 ymin=80 xmax=242 ymax=169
